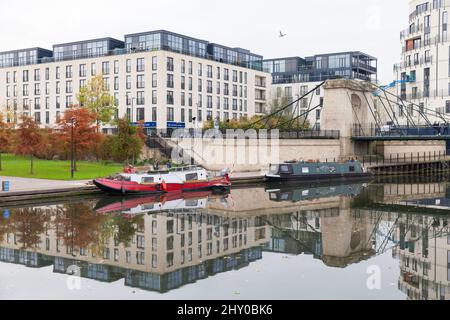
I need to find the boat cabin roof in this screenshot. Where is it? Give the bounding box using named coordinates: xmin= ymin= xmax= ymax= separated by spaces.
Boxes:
xmin=134 ymin=165 xmax=205 ymax=175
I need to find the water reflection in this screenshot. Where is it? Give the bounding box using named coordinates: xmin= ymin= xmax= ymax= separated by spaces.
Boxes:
xmin=0 ymin=180 xmax=449 ymax=299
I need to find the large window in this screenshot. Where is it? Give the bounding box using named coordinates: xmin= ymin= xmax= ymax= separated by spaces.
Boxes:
xmin=167 ymin=107 xmax=174 ymax=121
xmin=137 ymin=91 xmax=145 ymax=105
xmin=167 ymin=91 xmax=174 ymax=104
xmin=444 ymin=11 xmax=448 ymax=42
xmin=102 ymin=62 xmax=109 ymax=75
xmin=328 ymin=54 xmax=350 ymax=69
xmin=126 ymin=33 xmax=161 ymax=51
xmin=167 ymin=34 xmax=183 ymax=52
xmin=137 ymin=58 xmax=145 ymax=72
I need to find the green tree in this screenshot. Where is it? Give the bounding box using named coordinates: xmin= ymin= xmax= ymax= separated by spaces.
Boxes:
xmin=111 ymin=117 xmax=144 ymax=164
xmin=78 ymin=75 xmax=117 ymax=132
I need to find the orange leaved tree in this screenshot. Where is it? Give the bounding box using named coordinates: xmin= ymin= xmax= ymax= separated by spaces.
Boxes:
xmin=0 ymin=114 xmax=13 ymax=171
xmin=57 ymin=107 xmax=100 ymax=170
xmin=14 ymin=116 xmax=44 ymax=174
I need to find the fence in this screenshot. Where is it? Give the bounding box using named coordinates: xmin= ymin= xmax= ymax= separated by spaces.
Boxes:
xmin=149 ymin=129 xmax=340 ymax=140
xmin=359 ymin=151 xmax=449 ymax=167
xmin=352 ymin=124 xmax=450 ymax=137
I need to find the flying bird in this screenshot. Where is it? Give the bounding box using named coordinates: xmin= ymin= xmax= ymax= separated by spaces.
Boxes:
xmin=279 ymin=31 xmax=287 ymax=38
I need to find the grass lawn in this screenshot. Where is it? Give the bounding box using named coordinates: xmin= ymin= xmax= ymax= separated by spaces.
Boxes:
xmin=0 ymin=154 xmax=123 ymax=181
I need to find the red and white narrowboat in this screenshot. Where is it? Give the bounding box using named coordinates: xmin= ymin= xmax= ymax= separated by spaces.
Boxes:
xmin=93 ymin=166 xmax=231 ymax=195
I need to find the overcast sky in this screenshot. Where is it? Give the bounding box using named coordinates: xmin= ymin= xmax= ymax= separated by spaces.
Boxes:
xmin=0 ymin=0 xmax=410 ymax=83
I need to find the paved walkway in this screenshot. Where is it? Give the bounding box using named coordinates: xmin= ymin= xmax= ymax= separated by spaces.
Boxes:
xmin=0 ymin=176 xmax=91 ymax=194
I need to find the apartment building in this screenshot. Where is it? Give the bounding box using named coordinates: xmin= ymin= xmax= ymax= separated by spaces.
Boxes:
xmin=263 ymin=52 xmax=378 ymax=129
xmin=0 ymin=30 xmax=270 ymax=132
xmin=394 ymin=0 xmax=450 ymax=122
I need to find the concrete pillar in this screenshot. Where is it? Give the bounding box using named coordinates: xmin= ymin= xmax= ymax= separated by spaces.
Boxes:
xmin=321 ymin=79 xmax=377 ymax=158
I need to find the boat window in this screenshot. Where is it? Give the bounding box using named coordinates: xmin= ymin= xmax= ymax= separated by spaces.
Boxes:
xmin=280 ymin=193 xmax=291 ymax=200
xmin=269 ymin=193 xmax=278 ymax=200
xmin=142 ymin=204 xmax=155 ymax=210
xmin=280 ymin=165 xmax=293 ymax=174
xmin=186 ymin=173 xmax=198 ymax=181
xmin=185 ymin=200 xmax=199 ymax=207
xmin=301 ymin=167 xmax=310 ymax=174
xmin=349 ymin=166 xmax=355 ymax=172
xmin=142 ymin=177 xmax=155 ymax=183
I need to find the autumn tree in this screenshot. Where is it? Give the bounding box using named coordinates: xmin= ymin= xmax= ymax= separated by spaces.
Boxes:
xmin=57 ymin=107 xmax=101 ymax=170
xmin=0 ymin=114 xmax=13 ymax=171
xmin=78 ymin=75 xmax=117 ymax=132
xmin=13 ymin=116 xmax=44 ymax=174
xmin=111 ymin=117 xmax=145 ymax=164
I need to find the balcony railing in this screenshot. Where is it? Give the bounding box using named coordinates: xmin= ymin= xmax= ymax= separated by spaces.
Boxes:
xmin=400 ymin=24 xmax=424 ymax=40
xmin=393 ymin=56 xmax=433 ymax=71
xmin=0 ymin=46 xmax=264 ymax=71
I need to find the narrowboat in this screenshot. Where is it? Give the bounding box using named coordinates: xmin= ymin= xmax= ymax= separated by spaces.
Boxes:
xmin=265 ymin=160 xmax=372 ymax=183
xmin=93 ymin=166 xmax=231 ymax=195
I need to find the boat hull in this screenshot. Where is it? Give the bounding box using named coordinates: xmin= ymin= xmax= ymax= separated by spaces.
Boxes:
xmin=94 ymin=176 xmax=231 ymax=195
xmin=93 ymin=179 xmax=165 ymax=195
xmin=265 ymin=172 xmax=373 ymax=183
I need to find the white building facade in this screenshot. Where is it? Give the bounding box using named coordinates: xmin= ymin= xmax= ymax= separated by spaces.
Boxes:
xmin=394 ymin=0 xmax=450 ymax=123
xmin=0 ymin=30 xmax=270 ymax=132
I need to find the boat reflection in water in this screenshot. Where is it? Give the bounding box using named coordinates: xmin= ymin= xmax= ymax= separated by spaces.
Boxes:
xmin=0 ymin=180 xmax=449 ymax=299
xmin=266 ymin=182 xmax=366 ymax=203
xmin=94 ymin=190 xmax=230 ymax=216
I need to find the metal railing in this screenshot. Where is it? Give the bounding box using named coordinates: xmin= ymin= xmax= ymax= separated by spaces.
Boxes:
xmin=154 ymin=129 xmax=340 ymax=140
xmin=359 ymin=151 xmax=449 ymax=167
xmin=352 ymin=124 xmax=450 ymax=138
xmin=0 ymin=46 xmax=264 ymax=71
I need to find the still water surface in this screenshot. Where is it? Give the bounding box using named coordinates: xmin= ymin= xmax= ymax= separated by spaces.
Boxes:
xmin=0 ymin=179 xmax=449 ymax=300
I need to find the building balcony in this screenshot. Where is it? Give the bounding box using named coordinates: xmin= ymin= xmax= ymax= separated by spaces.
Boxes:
xmin=400 ymin=23 xmax=424 ymax=40
xmin=352 ymin=62 xmax=377 ymax=73
xmin=394 ymin=56 xmax=433 ymax=71
xmin=402 ymin=36 xmax=440 ymax=53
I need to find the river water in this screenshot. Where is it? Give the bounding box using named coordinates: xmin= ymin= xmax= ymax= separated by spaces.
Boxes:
xmin=0 ymin=178 xmax=449 ymax=300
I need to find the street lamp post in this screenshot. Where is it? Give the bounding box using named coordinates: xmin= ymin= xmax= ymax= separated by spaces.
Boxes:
xmin=131 ymin=97 xmax=137 ymax=124
xmin=70 ymin=117 xmax=75 ymax=179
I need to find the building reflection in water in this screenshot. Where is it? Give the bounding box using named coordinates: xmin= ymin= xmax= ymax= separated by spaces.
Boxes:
xmin=0 ymin=193 xmax=268 ymax=293
xmin=393 ymin=216 xmax=450 ymax=300
xmin=0 ymin=181 xmax=448 ymax=298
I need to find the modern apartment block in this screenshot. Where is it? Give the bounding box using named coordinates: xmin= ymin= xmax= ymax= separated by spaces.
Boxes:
xmin=394 ymin=0 xmax=450 ymax=122
xmin=0 ymin=30 xmax=270 ymax=132
xmin=263 ymin=52 xmax=377 ymax=129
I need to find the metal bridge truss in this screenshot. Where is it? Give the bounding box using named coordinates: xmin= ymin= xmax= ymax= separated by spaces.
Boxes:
xmin=247 ymin=81 xmax=326 ymax=131
xmin=353 ymin=80 xmax=450 ymax=137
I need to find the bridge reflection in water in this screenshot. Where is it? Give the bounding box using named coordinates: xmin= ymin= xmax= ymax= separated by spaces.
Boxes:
xmin=0 ymin=179 xmax=449 ymax=299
